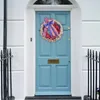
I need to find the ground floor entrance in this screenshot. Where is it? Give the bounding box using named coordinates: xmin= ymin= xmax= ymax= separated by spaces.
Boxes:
xmin=36 ymin=11 xmax=71 ymax=95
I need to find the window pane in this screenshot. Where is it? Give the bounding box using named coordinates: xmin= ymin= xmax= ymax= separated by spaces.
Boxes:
xmin=34 ymin=0 xmax=72 ymax=5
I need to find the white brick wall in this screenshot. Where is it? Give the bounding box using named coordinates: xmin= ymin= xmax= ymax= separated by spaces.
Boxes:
xmin=0 ymin=0 xmax=3 ymax=20
xmin=0 ymin=21 xmax=3 ymax=46
xmin=8 ymin=0 xmax=28 ymax=19
xmin=7 ymin=21 xmax=24 ymax=46
xmin=0 ymin=71 xmax=24 ymax=99
xmin=81 ymin=0 xmax=100 ymax=99
xmin=0 ymin=0 xmax=100 ymax=99
xmin=0 ymin=0 xmax=26 ymax=100
xmin=82 ymin=22 xmax=100 ymax=46
xmin=81 ymin=0 xmax=100 ymax=20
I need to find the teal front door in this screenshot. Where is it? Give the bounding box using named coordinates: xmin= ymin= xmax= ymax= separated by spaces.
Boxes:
xmin=36 ymin=11 xmax=71 ymax=95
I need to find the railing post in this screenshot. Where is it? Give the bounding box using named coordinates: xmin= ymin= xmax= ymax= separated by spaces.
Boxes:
xmin=6 ymin=49 xmax=9 ymax=99
xmin=1 ymin=49 xmax=14 ymax=100
xmin=3 ymin=0 xmax=7 ymax=100
xmin=90 ymin=50 xmax=92 ymax=99
xmin=10 ymin=49 xmax=12 ymax=97
xmin=95 ymin=51 xmax=98 ymax=100
xmin=84 ymin=49 xmax=100 ymax=100
xmin=8 ymin=49 xmax=15 ymax=100
xmin=88 ymin=49 xmax=90 ymax=97
xmin=1 ymin=50 xmax=3 ymax=100
xmin=93 ymin=50 xmax=94 ymax=100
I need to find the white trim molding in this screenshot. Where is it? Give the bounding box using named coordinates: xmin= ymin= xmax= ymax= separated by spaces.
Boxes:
xmin=28 ymin=5 xmax=74 ymax=11
xmin=24 ymin=0 xmax=82 ymax=97
xmin=27 ymin=0 xmax=79 ymax=8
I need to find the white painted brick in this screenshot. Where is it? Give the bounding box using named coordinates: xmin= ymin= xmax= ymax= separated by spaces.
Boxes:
xmin=1 ymin=0 xmax=100 ymax=20
xmin=81 ymin=71 xmax=88 ymax=98
xmin=81 ymin=0 xmax=100 ymax=20
xmin=0 ymin=21 xmax=3 ymax=46
xmin=12 ymin=71 xmax=24 ymax=99
xmin=0 ymin=47 xmax=24 ymax=71
xmin=7 ymin=21 xmax=24 ymax=46
xmin=82 ymin=22 xmax=100 ymax=46
xmin=0 ymin=0 xmax=3 ymax=20
xmin=82 ymin=47 xmax=100 ymax=70
xmin=0 ymin=71 xmax=24 ymax=99
xmin=0 ymin=0 xmax=28 ymax=20
xmin=11 ymin=47 xmax=24 ymax=71
xmin=0 ymin=21 xmax=24 ymax=46
xmin=81 ymin=71 xmax=99 ymax=99
xmin=7 ymin=0 xmax=28 ymax=19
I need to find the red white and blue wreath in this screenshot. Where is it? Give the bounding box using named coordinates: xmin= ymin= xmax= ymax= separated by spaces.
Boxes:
xmin=40 ymin=18 xmax=63 ymax=42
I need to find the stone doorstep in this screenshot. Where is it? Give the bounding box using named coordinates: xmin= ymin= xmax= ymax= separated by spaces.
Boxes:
xmin=25 ymin=95 xmax=81 ymax=100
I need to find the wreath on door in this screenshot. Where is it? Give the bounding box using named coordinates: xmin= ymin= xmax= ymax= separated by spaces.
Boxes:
xmin=40 ymin=18 xmax=63 ymax=42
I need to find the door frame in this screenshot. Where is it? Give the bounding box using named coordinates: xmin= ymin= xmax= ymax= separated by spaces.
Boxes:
xmin=34 ymin=8 xmax=72 ymax=95
xmin=35 ymin=11 xmax=71 ymax=95
xmin=24 ymin=4 xmax=82 ymax=96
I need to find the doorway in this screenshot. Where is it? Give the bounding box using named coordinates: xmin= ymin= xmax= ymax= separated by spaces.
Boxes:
xmin=36 ymin=11 xmax=71 ymax=95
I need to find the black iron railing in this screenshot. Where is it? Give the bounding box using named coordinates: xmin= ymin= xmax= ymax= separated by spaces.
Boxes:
xmin=1 ymin=0 xmax=15 ymax=100
xmin=0 ymin=49 xmax=14 ymax=100
xmin=84 ymin=49 xmax=100 ymax=100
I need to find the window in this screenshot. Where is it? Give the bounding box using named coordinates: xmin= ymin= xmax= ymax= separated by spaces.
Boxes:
xmin=34 ymin=0 xmax=72 ymax=5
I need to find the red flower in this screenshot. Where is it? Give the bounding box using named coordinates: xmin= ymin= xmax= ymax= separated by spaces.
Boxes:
xmin=45 ymin=32 xmax=51 ymax=39
xmin=51 ymin=36 xmax=56 ymax=40
xmin=53 ymin=22 xmax=60 ymax=34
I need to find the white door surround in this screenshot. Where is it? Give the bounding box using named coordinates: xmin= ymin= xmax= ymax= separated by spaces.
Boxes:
xmin=24 ymin=0 xmax=82 ymax=97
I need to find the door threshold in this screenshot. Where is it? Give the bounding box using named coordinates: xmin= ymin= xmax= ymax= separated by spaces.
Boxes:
xmin=34 ymin=95 xmax=72 ymax=99
xmin=25 ymin=95 xmax=81 ymax=99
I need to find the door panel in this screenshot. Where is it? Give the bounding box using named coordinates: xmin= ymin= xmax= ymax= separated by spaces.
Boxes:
xmin=36 ymin=11 xmax=71 ymax=95
xmin=39 ymin=38 xmax=51 ymax=56
xmin=39 ymin=65 xmax=52 ymax=88
xmin=56 ymin=65 xmax=68 ymax=87
xmin=56 ymin=32 xmax=69 ymax=56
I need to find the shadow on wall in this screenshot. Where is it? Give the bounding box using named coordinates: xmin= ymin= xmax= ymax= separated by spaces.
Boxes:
xmin=34 ymin=0 xmax=72 ymax=5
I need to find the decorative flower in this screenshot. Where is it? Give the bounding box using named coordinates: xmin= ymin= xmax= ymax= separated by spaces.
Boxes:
xmin=40 ymin=17 xmax=63 ymax=42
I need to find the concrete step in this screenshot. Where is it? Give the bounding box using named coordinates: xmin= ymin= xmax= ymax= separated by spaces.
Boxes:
xmin=25 ymin=95 xmax=81 ymax=100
